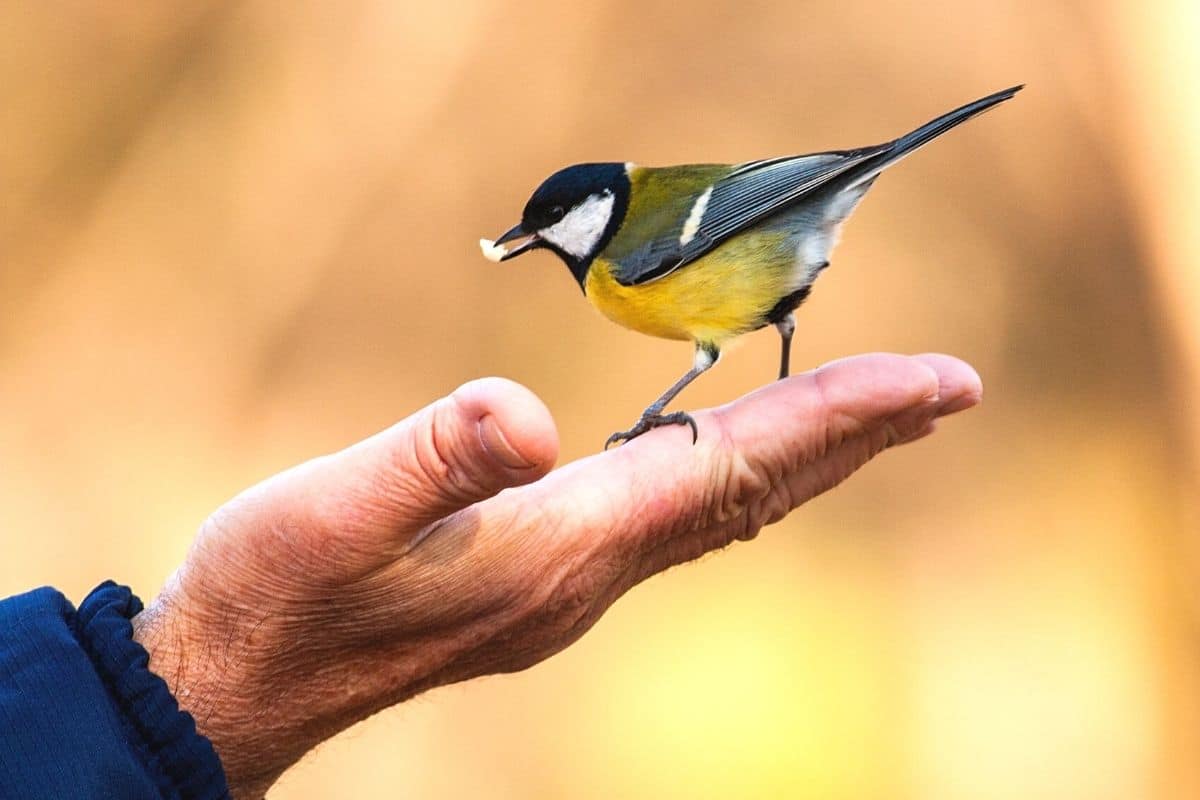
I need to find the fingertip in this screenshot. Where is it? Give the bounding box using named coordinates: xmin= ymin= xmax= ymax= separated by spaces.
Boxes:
xmin=451 ymin=378 xmax=559 ymax=476
xmin=912 ymin=353 xmax=983 ymax=416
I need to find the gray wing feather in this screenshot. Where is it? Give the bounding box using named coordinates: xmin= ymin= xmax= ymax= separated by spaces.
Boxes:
xmin=614 ymin=85 xmax=1024 ymax=286
xmin=617 ymin=145 xmax=890 ymax=285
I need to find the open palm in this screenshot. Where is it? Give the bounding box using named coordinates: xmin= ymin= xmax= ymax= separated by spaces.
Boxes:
xmin=132 ymin=352 xmax=981 ymax=799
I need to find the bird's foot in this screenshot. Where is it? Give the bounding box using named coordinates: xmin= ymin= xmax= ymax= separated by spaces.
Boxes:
xmin=604 ymin=411 xmax=698 ymax=450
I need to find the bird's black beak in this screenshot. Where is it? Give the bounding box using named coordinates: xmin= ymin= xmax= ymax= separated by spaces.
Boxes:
xmin=492 ymin=223 xmax=541 ymax=261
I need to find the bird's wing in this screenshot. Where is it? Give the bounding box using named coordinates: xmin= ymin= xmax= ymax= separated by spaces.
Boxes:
xmin=613 ymin=145 xmax=891 ymax=286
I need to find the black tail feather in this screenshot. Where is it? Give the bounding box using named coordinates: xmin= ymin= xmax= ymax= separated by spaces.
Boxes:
xmin=846 ymin=84 xmax=1023 ymax=187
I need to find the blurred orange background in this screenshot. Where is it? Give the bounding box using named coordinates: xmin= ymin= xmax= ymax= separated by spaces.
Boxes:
xmin=3 ymin=2 xmax=1199 ymax=798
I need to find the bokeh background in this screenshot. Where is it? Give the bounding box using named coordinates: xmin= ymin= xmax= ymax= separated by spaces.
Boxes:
xmin=4 ymin=2 xmax=1200 ymax=798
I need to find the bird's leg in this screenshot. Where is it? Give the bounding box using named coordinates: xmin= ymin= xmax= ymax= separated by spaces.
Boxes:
xmin=605 ymin=344 xmax=718 ymax=449
xmin=775 ymin=312 xmax=796 ymax=380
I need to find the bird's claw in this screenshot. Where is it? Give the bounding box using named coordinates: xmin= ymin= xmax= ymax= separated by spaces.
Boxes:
xmin=604 ymin=411 xmax=698 ymax=450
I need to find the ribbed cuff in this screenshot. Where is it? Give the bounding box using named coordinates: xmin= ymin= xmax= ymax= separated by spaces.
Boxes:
xmin=75 ymin=582 xmax=230 ymax=800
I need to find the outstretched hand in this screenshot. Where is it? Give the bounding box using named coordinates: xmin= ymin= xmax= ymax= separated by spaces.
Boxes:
xmin=132 ymin=353 xmax=981 ymax=799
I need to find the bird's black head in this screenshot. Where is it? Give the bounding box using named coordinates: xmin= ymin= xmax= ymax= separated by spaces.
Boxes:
xmin=487 ymin=162 xmax=631 ymax=286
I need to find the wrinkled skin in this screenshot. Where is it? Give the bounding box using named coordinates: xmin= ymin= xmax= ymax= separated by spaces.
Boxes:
xmin=131 ymin=353 xmax=981 ymax=799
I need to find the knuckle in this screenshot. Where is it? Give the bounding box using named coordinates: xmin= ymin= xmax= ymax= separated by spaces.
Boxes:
xmin=373 ymin=399 xmax=489 ymax=515
xmin=737 ymin=487 xmax=795 ymax=541
xmin=521 ymin=551 xmax=618 ymax=646
xmin=415 ymin=402 xmax=472 ymax=495
xmin=703 ymin=419 xmax=777 ymax=529
xmin=543 ymin=574 xmax=597 ymax=638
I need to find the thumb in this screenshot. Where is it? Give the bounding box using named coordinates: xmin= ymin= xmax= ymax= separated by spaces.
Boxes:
xmin=313 ymin=378 xmax=559 ymax=539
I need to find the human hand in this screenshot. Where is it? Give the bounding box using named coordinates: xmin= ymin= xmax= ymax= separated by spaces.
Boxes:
xmin=131 ymin=352 xmax=981 ymax=799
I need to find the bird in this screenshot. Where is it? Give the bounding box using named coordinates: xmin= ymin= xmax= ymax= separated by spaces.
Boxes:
xmin=481 ymin=85 xmax=1022 ymax=448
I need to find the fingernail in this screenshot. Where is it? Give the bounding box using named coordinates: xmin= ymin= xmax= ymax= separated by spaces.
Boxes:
xmin=478 ymin=414 xmax=536 ymax=470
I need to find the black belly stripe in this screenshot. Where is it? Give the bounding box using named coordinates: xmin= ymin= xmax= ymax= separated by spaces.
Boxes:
xmin=766 ymin=284 xmax=813 ymax=326
xmin=763 ymin=258 xmax=829 ymax=327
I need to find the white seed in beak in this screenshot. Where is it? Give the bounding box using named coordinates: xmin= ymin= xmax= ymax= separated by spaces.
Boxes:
xmin=479 ymin=238 xmax=509 ymax=263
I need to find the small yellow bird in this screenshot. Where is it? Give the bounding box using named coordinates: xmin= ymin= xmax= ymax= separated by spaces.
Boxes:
xmin=482 ymin=86 xmax=1021 ymax=447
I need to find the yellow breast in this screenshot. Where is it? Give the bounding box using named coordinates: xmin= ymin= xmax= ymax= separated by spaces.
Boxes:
xmin=584 ymin=233 xmax=795 ymax=346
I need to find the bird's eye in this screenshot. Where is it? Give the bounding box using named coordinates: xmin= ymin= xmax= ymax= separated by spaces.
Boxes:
xmin=549 ymin=205 xmax=565 ymax=222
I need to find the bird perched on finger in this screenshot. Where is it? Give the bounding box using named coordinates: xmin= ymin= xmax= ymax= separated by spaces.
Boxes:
xmin=482 ymin=85 xmax=1022 ymax=448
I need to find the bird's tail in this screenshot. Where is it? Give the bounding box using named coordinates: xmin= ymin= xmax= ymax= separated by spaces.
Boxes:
xmin=845 ymin=84 xmax=1023 ymax=189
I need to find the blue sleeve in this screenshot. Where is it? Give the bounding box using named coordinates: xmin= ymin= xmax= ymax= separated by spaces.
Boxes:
xmin=0 ymin=582 xmax=230 ymax=799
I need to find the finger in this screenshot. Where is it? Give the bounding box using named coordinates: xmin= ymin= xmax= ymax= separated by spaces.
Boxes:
xmin=680 ymin=352 xmax=942 ymax=457
xmin=310 ymin=377 xmax=559 ymax=538
xmin=913 ymin=352 xmax=983 ymax=415
xmin=528 ymin=353 xmax=978 ymax=557
xmin=712 ymin=352 xmax=980 ymax=450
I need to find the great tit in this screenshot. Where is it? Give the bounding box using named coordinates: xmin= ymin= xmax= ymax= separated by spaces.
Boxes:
xmin=482 ymin=85 xmax=1021 ymax=448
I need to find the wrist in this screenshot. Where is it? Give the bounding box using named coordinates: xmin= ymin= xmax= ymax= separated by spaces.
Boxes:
xmin=69 ymin=582 xmax=230 ymax=799
xmin=132 ymin=586 xmax=290 ymax=799
xmin=129 ymin=576 xmax=455 ymax=798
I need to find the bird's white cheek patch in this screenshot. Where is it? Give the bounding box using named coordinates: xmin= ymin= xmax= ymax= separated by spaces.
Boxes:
xmin=540 ymin=191 xmax=615 ymax=259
